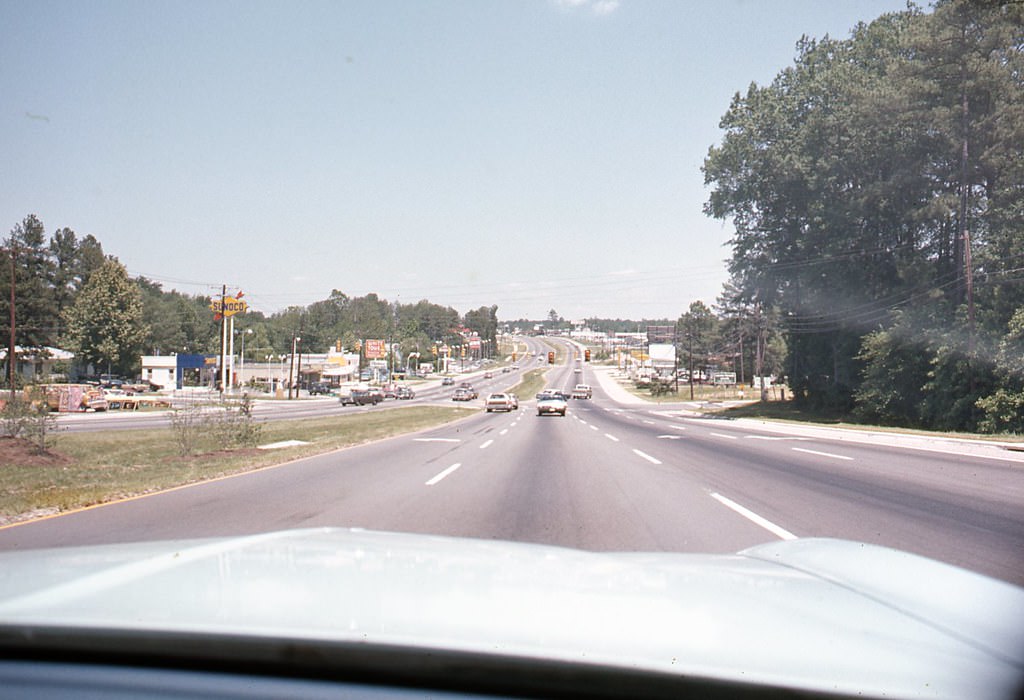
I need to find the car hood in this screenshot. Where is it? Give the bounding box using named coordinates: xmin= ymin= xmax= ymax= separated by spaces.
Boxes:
xmin=0 ymin=529 xmax=1021 ymax=699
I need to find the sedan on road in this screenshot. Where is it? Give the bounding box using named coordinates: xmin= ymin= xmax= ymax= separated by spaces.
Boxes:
xmin=485 ymin=393 xmax=515 ymax=412
xmin=452 ymin=388 xmax=474 ymax=401
xmin=536 ymin=391 xmax=568 ymax=417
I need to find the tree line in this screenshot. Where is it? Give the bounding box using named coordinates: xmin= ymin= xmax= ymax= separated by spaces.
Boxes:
xmin=1 ymin=214 xmax=499 ymax=383
xmin=703 ymin=0 xmax=1024 ymax=432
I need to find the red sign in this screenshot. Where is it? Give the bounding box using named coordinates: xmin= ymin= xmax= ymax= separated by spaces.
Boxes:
xmin=364 ymin=339 xmax=386 ymax=359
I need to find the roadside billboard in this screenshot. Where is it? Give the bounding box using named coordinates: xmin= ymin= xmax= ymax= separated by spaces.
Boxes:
xmin=364 ymin=339 xmax=387 ymax=359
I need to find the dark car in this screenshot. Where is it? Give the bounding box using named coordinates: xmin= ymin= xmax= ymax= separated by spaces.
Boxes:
xmin=308 ymin=382 xmax=331 ymax=396
xmin=452 ymin=388 xmax=474 ymax=401
xmin=340 ymin=389 xmax=383 ymax=406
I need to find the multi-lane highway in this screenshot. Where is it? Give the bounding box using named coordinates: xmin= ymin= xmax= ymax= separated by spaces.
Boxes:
xmin=3 ymin=336 xmax=1023 ymax=586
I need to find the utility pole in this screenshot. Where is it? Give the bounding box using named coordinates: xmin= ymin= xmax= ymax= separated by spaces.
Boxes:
xmin=755 ymin=304 xmax=767 ymax=402
xmin=218 ymin=284 xmax=227 ymax=396
xmin=6 ymin=241 xmax=15 ymax=402
xmin=288 ymin=333 xmax=297 ymax=400
xmin=673 ymin=323 xmax=679 ymax=395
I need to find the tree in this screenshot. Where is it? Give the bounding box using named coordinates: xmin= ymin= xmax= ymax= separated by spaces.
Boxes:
xmin=704 ymin=1 xmax=1023 ymax=426
xmin=62 ymin=259 xmax=149 ymax=376
xmin=1 ymin=215 xmax=58 ymax=352
xmin=464 ymin=305 xmax=499 ymax=355
xmin=679 ymin=301 xmax=717 ymax=399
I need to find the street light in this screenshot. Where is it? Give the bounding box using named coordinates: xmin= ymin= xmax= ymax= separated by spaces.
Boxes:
xmin=238 ymin=328 xmax=253 ymax=392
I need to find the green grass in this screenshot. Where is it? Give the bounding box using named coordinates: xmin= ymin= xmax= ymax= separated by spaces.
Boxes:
xmin=506 ymin=368 xmax=548 ymax=400
xmin=711 ymin=400 xmax=1024 ymax=442
xmin=0 ymin=405 xmax=476 ymax=524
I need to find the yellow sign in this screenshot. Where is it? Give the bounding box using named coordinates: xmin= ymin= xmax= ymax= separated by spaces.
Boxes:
xmin=210 ymin=297 xmax=248 ymax=317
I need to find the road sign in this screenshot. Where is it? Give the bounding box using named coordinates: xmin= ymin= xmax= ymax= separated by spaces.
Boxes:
xmin=209 ymin=297 xmax=248 ymax=318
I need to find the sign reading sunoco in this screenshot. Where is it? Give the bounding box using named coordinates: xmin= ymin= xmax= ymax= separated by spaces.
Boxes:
xmin=209 ymin=297 xmax=248 ymax=317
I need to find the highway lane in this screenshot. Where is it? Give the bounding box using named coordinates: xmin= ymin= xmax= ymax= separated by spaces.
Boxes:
xmin=0 ymin=397 xmax=775 ymax=554
xmin=4 ymin=341 xmax=1023 ymax=585
xmin=570 ymin=403 xmax=1024 ymax=583
xmin=53 ymin=340 xmax=544 ymax=433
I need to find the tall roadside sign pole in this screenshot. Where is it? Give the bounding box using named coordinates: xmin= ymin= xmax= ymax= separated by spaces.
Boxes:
xmin=209 ymin=287 xmax=248 ymax=397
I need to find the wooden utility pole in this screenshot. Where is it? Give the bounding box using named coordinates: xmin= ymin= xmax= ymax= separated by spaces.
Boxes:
xmin=6 ymin=242 xmax=15 ymax=402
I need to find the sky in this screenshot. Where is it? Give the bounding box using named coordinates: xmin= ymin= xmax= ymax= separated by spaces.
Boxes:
xmin=2 ymin=0 xmax=914 ymax=322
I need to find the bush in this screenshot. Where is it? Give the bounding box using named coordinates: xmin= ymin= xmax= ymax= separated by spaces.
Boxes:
xmin=1 ymin=397 xmax=30 ymax=439
xmin=23 ymin=403 xmax=59 ymax=454
xmin=976 ymin=389 xmax=1024 ymax=434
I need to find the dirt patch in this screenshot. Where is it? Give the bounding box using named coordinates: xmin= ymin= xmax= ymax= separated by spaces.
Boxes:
xmin=0 ymin=436 xmax=73 ymax=467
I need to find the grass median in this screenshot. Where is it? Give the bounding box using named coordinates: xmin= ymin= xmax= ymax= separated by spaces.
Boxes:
xmin=0 ymin=404 xmax=476 ymax=526
xmin=507 ymin=368 xmax=548 ymax=400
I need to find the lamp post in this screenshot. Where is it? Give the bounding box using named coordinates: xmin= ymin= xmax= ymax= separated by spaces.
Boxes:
xmin=238 ymin=328 xmax=253 ymax=392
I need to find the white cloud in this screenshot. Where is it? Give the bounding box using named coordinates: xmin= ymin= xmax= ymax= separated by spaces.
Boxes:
xmin=592 ymin=0 xmax=620 ymax=16
xmin=553 ymin=0 xmax=620 ymax=16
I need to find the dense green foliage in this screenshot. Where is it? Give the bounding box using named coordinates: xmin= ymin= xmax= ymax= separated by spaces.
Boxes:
xmin=2 ymin=216 xmax=500 ymax=380
xmin=62 ymin=260 xmax=149 ymax=376
xmin=703 ymin=0 xmax=1024 ymax=432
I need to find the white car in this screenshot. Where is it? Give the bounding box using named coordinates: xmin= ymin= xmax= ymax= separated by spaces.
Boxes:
xmin=485 ymin=393 xmax=515 ymax=412
xmin=536 ymin=391 xmax=567 ymax=416
xmin=0 ymin=530 xmax=1021 ymax=699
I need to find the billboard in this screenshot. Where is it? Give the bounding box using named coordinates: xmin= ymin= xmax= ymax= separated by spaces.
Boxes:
xmin=364 ymin=339 xmax=387 ymax=359
xmin=648 ymin=343 xmax=676 ymax=364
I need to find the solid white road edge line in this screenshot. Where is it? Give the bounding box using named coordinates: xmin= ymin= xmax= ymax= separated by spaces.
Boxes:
xmin=632 ymin=449 xmax=662 ymax=465
xmin=792 ymin=447 xmax=854 ymax=461
xmin=710 ymin=492 xmax=797 ymax=540
xmin=426 ymin=463 xmax=462 ymax=486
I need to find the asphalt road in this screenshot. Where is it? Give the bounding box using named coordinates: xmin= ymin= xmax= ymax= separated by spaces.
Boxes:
xmin=4 ymin=337 xmax=1023 ymax=586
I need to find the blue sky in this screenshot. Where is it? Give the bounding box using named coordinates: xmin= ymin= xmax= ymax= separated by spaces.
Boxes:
xmin=2 ymin=0 xmax=912 ymax=321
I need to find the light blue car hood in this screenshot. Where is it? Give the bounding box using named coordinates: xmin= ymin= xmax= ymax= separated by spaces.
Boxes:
xmin=0 ymin=529 xmax=1021 ymax=699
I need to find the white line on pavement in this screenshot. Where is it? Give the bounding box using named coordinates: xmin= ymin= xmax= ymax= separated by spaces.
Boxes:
xmin=589 ymin=425 xmax=599 ymax=431
xmin=792 ymin=447 xmax=853 ymax=461
xmin=632 ymin=449 xmax=662 ymax=465
xmin=710 ymin=493 xmax=796 ymax=540
xmin=710 ymin=433 xmax=738 ymax=440
xmin=643 ymin=420 xmax=656 ymax=425
xmin=480 ymin=439 xmax=494 ymax=450
xmin=604 ymin=433 xmax=619 ymax=442
xmin=657 ymin=435 xmax=684 ymax=440
xmin=414 ymin=438 xmax=461 ymax=443
xmin=425 ymin=463 xmax=461 ymax=486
